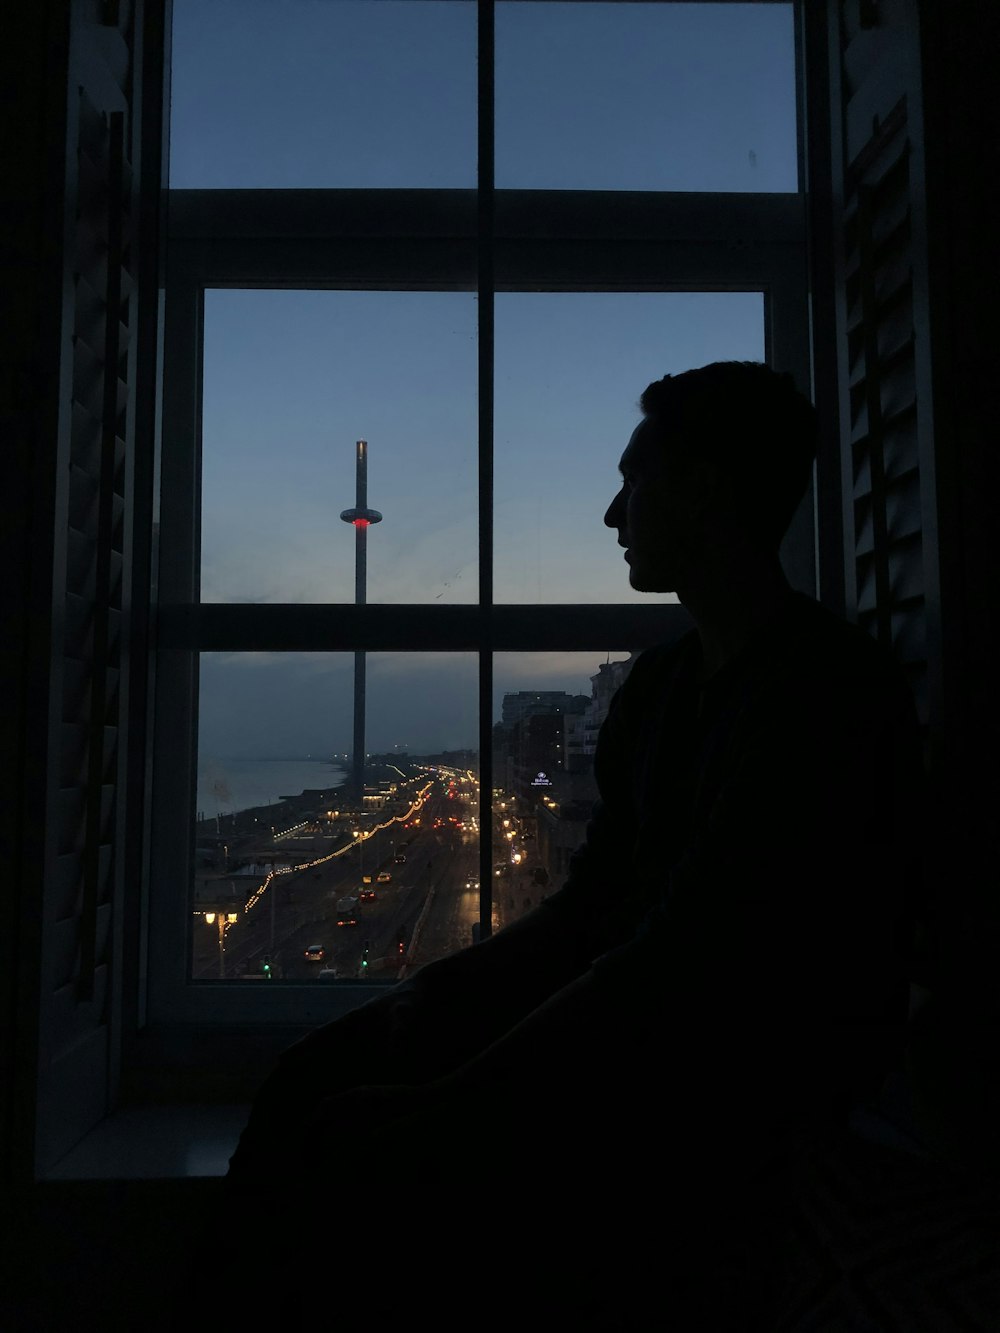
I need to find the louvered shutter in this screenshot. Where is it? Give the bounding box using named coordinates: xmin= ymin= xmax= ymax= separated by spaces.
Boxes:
xmin=826 ymin=0 xmax=941 ymax=732
xmin=34 ymin=0 xmax=152 ymax=1173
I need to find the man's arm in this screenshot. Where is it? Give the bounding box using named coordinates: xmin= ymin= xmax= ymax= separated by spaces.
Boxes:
xmin=398 ymin=651 xmax=650 ymax=1039
xmin=237 ymin=652 xmax=650 ymax=1127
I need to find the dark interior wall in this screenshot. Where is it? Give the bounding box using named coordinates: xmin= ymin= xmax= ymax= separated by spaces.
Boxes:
xmin=900 ymin=0 xmax=1000 ymax=1167
xmin=918 ymin=0 xmax=1000 ymax=999
xmin=1 ymin=2 xmax=72 ymax=1200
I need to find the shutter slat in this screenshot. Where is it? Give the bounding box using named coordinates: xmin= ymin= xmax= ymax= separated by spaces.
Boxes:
xmin=34 ymin=0 xmax=150 ymax=1176
xmin=834 ymin=14 xmax=933 ymax=677
xmin=52 ymin=854 xmax=85 ymax=923
xmin=60 ymin=722 xmax=91 ymax=790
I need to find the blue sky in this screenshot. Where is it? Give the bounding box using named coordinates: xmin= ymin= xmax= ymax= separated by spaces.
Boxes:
xmin=170 ymin=1 xmax=796 ymax=758
xmin=199 ymin=288 xmax=765 ymax=607
xmin=169 ymin=1 xmax=796 ymax=192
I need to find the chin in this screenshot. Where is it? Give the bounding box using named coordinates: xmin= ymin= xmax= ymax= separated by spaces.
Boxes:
xmin=629 ymin=564 xmax=675 ymax=595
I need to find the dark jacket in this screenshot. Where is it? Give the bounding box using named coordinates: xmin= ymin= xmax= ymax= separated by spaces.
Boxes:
xmin=415 ymin=591 xmax=925 ymax=1128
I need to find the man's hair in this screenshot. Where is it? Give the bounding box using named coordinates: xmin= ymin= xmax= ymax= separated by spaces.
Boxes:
xmin=639 ymin=361 xmax=818 ymax=551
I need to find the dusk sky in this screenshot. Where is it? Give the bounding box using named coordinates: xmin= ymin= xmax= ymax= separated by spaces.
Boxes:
xmin=169 ymin=1 xmax=797 ymax=764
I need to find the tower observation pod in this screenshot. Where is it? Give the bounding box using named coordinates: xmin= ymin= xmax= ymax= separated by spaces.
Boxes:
xmin=340 ymin=440 xmax=382 ymax=803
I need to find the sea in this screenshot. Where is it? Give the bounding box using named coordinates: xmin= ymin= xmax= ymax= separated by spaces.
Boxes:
xmin=196 ymin=758 xmax=347 ymax=821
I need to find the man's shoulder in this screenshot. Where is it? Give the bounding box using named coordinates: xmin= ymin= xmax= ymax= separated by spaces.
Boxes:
xmin=626 ymin=630 xmax=699 ymax=686
xmin=624 ymin=596 xmax=896 ymax=676
xmin=753 ymin=594 xmax=919 ymax=731
xmin=619 ymin=594 xmax=912 ymax=699
xmin=776 ymin=594 xmax=903 ymax=678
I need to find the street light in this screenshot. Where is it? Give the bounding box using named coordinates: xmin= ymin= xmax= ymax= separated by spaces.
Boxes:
xmin=203 ymin=909 xmax=238 ymax=979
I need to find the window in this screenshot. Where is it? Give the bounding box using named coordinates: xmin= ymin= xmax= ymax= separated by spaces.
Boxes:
xmin=168 ymin=0 xmax=478 ymax=188
xmin=199 ymin=290 xmax=479 ymax=604
xmin=193 ymin=652 xmax=478 ymax=983
xmin=151 ymin=0 xmax=810 ymax=1025
xmin=495 ymin=0 xmax=798 ymax=191
xmin=494 ymin=291 xmax=766 ymax=603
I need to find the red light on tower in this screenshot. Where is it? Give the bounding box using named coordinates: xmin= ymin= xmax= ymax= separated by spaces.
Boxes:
xmin=339 ymin=440 xmax=382 ymax=537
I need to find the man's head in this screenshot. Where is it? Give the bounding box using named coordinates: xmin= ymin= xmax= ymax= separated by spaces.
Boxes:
xmin=604 ymin=361 xmax=818 ymax=594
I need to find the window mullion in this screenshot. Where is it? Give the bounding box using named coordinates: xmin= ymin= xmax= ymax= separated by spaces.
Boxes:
xmin=167 ymin=602 xmax=692 ymax=653
xmin=478 ymin=0 xmax=496 ymax=938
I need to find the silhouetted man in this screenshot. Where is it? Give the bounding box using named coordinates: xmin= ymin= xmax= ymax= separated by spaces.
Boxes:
xmin=212 ymin=362 xmax=923 ymax=1329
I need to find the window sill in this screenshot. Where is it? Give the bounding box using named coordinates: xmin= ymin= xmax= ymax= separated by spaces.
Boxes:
xmin=39 ymin=1073 xmax=934 ymax=1186
xmin=43 ymin=1104 xmax=250 ymax=1181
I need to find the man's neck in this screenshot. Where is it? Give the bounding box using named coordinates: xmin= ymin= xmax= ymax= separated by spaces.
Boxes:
xmin=680 ymin=555 xmax=796 ymax=681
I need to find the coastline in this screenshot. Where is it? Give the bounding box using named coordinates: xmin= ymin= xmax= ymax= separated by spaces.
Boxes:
xmin=196 ymin=758 xmax=347 ymax=828
xmin=195 ymin=786 xmax=340 ymax=839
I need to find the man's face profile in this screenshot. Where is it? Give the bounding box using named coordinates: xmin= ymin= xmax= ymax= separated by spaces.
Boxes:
xmin=604 ymin=419 xmax=704 ymax=594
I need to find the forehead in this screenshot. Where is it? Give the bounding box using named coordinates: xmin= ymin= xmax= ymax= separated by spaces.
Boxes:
xmin=619 ymin=419 xmax=667 ymax=475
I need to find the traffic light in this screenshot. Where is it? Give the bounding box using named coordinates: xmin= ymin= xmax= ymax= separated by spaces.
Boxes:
xmin=262 ymin=956 xmax=272 ymax=978
xmin=360 ymin=941 xmax=370 ymax=971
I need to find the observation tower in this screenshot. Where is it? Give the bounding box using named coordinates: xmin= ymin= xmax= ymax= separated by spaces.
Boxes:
xmin=339 ymin=440 xmax=382 ymax=802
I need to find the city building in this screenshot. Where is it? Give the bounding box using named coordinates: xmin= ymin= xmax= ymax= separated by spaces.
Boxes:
xmin=501 ymin=690 xmax=590 ymax=727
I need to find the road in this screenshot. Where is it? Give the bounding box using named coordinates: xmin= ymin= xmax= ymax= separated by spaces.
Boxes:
xmin=193 ymin=771 xmax=482 ymax=982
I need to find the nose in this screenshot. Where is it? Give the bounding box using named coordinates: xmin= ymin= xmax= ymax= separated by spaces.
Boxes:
xmin=604 ymin=486 xmax=624 ymax=529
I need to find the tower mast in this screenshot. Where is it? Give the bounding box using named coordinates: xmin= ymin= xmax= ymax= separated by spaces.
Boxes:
xmin=340 ymin=440 xmax=382 ymax=803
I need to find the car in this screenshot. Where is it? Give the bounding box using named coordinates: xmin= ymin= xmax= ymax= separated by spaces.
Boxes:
xmin=376 ymin=871 xmax=391 ymax=883
xmin=304 ymin=943 xmax=325 ymax=962
xmin=394 ymin=854 xmax=406 ymax=864
xmin=316 ymin=966 xmax=338 ymax=981
xmin=335 ymin=896 xmax=359 ymax=926
xmin=361 ymin=873 xmax=373 ymax=884
xmin=358 ymin=886 xmax=376 ymax=901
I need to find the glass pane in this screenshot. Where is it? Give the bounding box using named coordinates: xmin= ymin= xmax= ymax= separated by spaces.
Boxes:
xmin=496 ymin=2 xmax=797 ymax=192
xmin=192 ymin=652 xmax=479 ymax=981
xmin=491 ymin=651 xmax=636 ymax=932
xmin=169 ymin=0 xmax=477 ymax=188
xmin=493 ymin=291 xmax=765 ymax=603
xmin=201 ymin=291 xmax=478 ymax=604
